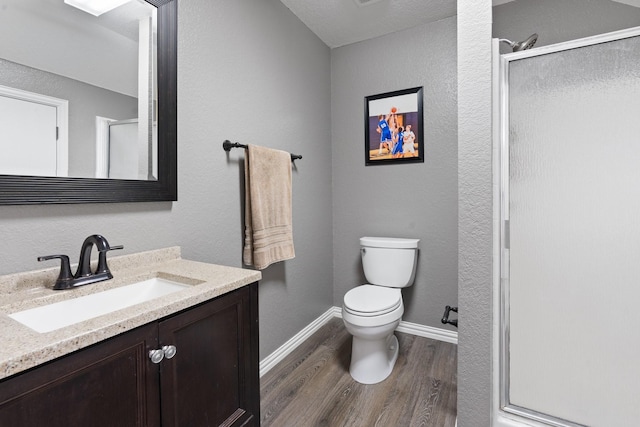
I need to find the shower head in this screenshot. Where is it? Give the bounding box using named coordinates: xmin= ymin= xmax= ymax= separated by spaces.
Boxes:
xmin=499 ymin=33 xmax=538 ymax=52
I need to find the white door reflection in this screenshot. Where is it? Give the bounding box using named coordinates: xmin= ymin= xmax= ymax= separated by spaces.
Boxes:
xmin=0 ymin=85 xmax=68 ymax=177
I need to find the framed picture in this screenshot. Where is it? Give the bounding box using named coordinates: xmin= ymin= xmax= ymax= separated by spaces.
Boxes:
xmin=364 ymin=86 xmax=424 ymax=166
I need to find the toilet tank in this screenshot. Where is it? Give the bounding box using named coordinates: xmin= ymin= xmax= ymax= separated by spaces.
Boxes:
xmin=360 ymin=237 xmax=419 ymax=288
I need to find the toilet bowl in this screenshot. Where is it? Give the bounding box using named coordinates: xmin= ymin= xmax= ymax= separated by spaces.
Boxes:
xmin=343 ymin=285 xmax=404 ymax=384
xmin=342 ymin=237 xmax=419 ymax=384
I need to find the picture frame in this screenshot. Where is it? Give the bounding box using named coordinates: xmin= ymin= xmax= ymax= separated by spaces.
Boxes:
xmin=364 ymin=86 xmax=424 ymax=166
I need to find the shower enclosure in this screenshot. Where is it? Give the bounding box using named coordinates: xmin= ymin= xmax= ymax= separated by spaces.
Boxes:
xmin=494 ymin=27 xmax=640 ymax=427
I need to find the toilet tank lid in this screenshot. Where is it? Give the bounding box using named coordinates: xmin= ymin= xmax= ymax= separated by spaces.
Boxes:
xmin=360 ymin=237 xmax=419 ymax=249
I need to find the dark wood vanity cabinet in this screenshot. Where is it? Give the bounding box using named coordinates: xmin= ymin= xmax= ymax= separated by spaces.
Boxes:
xmin=158 ymin=283 xmax=259 ymax=426
xmin=0 ymin=283 xmax=259 ymax=427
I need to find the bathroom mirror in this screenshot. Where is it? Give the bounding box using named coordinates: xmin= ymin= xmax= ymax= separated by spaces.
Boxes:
xmin=0 ymin=0 xmax=177 ymax=204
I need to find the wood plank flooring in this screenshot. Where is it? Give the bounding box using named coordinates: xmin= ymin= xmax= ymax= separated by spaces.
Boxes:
xmin=260 ymin=317 xmax=457 ymax=427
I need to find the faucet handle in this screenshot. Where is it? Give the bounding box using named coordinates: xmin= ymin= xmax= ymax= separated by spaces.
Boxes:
xmin=95 ymin=244 xmax=124 ymax=276
xmin=38 ymin=254 xmax=74 ymax=289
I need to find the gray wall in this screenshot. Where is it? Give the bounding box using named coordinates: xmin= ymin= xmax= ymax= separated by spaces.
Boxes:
xmin=331 ymin=18 xmax=458 ymax=329
xmin=0 ymin=0 xmax=333 ymax=360
xmin=9 ymin=1 xmax=638 ymax=420
xmin=457 ymin=0 xmax=492 ymax=424
xmin=0 ymin=58 xmax=137 ymax=177
xmin=457 ymin=0 xmax=640 ymax=425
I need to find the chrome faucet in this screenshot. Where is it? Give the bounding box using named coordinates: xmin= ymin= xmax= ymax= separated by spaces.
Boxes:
xmin=38 ymin=235 xmax=123 ymax=290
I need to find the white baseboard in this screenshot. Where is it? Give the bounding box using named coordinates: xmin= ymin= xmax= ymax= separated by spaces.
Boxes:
xmin=259 ymin=306 xmax=458 ymax=377
xmin=333 ymin=307 xmax=458 ymax=344
xmin=396 ymin=320 xmax=458 ymax=344
xmin=259 ymin=307 xmax=339 ymax=377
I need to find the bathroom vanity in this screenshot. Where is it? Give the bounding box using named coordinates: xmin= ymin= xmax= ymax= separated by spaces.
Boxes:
xmin=0 ymin=247 xmax=261 ymax=426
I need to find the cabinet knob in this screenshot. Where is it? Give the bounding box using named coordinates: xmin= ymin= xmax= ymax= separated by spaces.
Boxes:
xmin=162 ymin=345 xmax=177 ymax=359
xmin=149 ymin=349 xmax=164 ymax=364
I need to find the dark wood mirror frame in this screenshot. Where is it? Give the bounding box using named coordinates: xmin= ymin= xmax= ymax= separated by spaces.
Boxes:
xmin=0 ymin=0 xmax=177 ymax=205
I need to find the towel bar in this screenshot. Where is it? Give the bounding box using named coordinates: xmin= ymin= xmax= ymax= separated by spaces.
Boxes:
xmin=223 ymin=140 xmax=302 ymax=161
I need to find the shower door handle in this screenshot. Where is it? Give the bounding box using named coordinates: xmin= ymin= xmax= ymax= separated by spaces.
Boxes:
xmin=502 ymin=220 xmax=510 ymax=279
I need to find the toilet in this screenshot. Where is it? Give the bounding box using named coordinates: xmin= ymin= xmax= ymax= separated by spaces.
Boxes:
xmin=342 ymin=236 xmax=419 ymax=384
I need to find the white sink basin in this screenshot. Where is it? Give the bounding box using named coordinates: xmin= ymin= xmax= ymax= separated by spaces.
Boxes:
xmin=9 ymin=277 xmax=189 ymax=333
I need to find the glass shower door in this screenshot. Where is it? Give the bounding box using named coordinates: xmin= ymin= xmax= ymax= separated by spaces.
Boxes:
xmin=500 ymin=29 xmax=640 ymax=426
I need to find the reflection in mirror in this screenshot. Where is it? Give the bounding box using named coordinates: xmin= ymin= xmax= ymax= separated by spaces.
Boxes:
xmin=0 ymin=0 xmax=157 ymax=180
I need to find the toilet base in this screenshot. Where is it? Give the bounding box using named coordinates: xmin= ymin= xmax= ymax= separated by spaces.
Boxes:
xmin=349 ymin=333 xmax=399 ymax=385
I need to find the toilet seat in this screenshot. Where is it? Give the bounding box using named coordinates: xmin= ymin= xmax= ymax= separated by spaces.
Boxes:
xmin=343 ymin=285 xmax=402 ymax=316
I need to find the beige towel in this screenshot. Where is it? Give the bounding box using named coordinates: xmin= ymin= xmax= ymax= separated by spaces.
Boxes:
xmin=243 ymin=144 xmax=295 ymax=270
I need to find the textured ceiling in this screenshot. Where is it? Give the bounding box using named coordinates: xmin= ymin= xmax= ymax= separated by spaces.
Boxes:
xmin=278 ymin=0 xmax=456 ymax=48
xmin=278 ymin=0 xmax=517 ymax=48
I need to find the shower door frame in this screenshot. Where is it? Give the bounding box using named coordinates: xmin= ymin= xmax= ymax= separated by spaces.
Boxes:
xmin=493 ymin=25 xmax=640 ymax=427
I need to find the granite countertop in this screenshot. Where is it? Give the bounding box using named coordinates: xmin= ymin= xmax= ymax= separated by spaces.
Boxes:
xmin=0 ymin=247 xmax=261 ymax=380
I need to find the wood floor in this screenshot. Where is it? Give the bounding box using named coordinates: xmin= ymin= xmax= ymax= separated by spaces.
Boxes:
xmin=260 ymin=317 xmax=457 ymax=427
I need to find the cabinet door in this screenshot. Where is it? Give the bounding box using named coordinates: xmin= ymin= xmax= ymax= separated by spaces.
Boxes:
xmin=158 ymin=283 xmax=259 ymax=427
xmin=0 ymin=323 xmax=161 ymax=427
